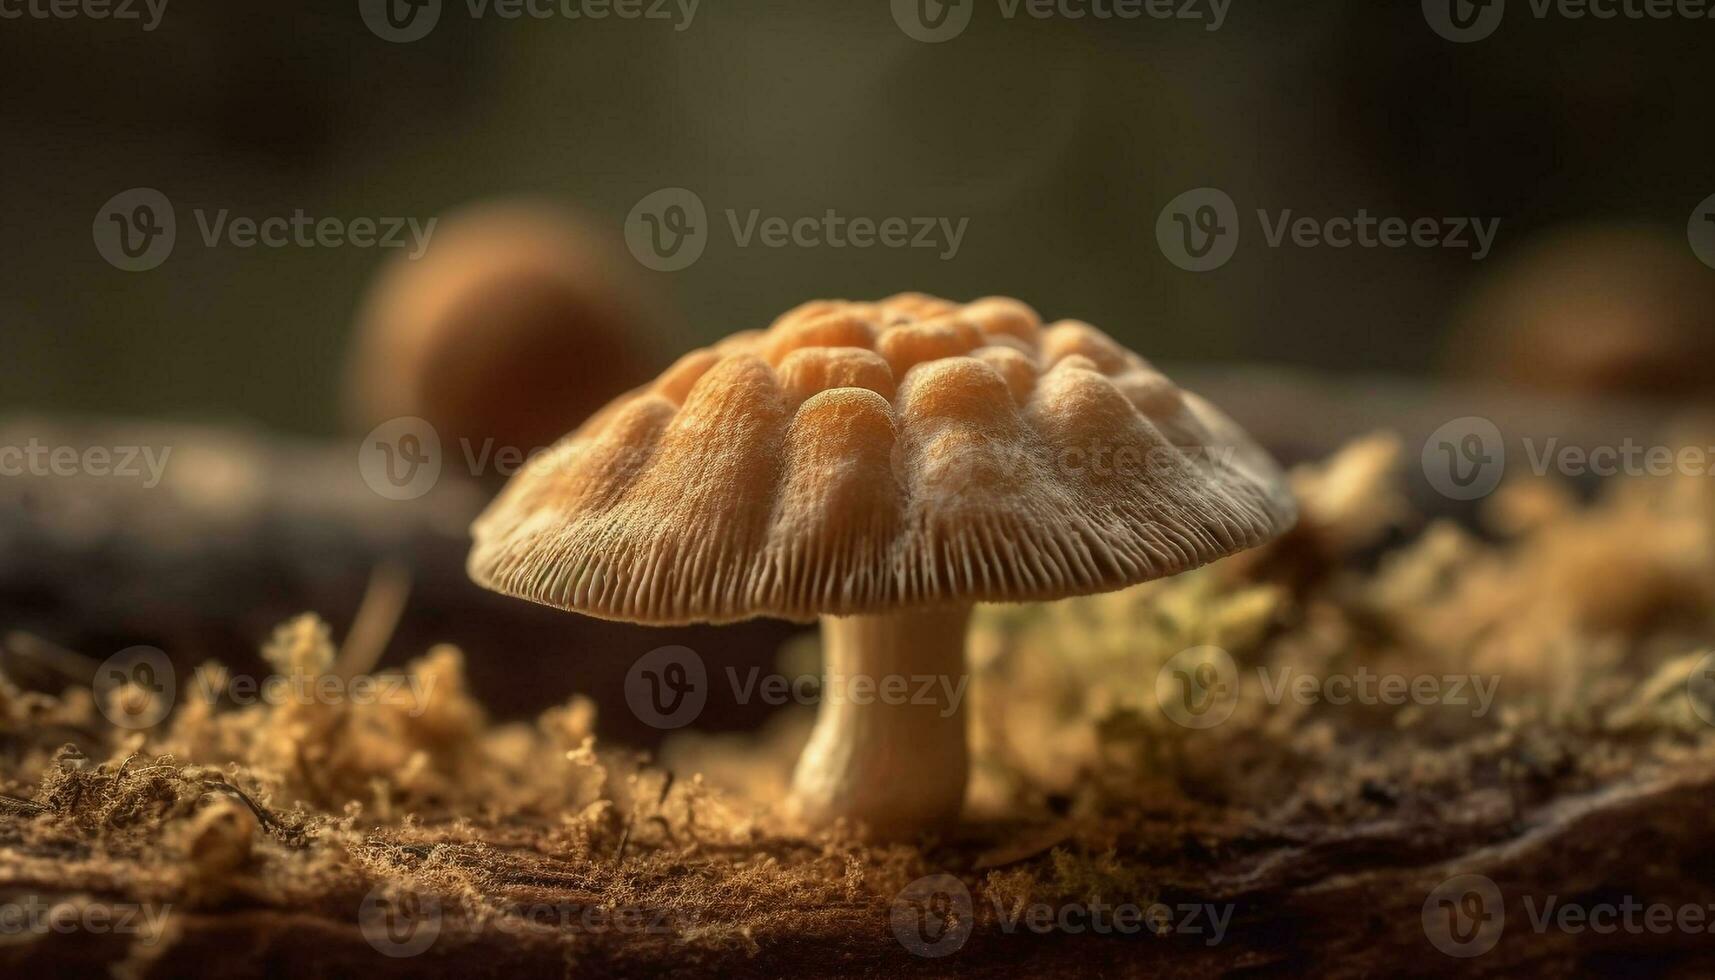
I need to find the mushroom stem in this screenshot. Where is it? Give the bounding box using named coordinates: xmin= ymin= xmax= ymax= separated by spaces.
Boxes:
xmin=789 ymin=604 xmax=973 ymax=838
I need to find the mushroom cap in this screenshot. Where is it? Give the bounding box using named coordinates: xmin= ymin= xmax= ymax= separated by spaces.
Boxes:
xmin=468 ymin=294 xmax=1297 ymax=624
xmin=344 ymin=200 xmax=662 ymax=457
xmin=1448 ymin=225 xmax=1715 ymax=400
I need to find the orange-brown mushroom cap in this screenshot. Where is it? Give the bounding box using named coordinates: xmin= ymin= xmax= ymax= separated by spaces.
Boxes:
xmin=468 ymin=295 xmax=1297 ymax=624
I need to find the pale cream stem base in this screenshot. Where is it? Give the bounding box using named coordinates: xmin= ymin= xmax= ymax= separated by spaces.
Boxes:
xmin=788 ymin=604 xmax=973 ymax=839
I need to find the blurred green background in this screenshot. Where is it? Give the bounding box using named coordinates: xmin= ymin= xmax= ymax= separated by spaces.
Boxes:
xmin=3 ymin=0 xmax=1713 ymax=433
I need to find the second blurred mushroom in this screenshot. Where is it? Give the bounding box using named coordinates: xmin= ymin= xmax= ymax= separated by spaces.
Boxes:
xmin=345 ymin=200 xmax=667 ymax=464
xmin=1447 ymin=225 xmax=1715 ymax=403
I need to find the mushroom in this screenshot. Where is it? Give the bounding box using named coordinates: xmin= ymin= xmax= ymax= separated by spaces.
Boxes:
xmin=467 ymin=294 xmax=1296 ymax=838
xmin=1447 ymin=225 xmax=1715 ymax=402
xmin=345 ymin=199 xmax=667 ymax=461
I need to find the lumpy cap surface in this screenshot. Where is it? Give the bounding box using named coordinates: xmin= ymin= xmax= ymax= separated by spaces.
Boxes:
xmin=468 ymin=294 xmax=1296 ymax=624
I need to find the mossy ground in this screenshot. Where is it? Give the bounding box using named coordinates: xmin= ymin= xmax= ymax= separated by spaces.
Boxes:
xmin=3 ymin=435 xmax=1714 ymax=977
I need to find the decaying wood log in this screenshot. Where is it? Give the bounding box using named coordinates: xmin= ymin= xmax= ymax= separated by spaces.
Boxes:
xmin=0 ymin=417 xmax=799 ymax=746
xmin=4 ymin=406 xmax=1713 ymax=978
xmin=0 ymin=755 xmax=1709 ymax=977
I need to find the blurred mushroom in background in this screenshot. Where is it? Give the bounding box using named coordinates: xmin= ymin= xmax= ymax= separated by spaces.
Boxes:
xmin=1446 ymin=225 xmax=1715 ymax=404
xmin=344 ymin=200 xmax=670 ymax=465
